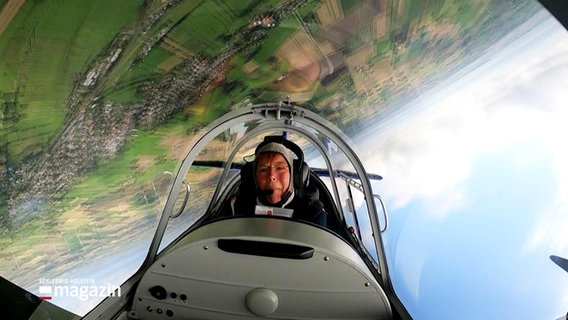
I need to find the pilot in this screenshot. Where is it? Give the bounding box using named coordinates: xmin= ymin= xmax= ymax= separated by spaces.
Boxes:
xmin=232 ymin=138 xmax=327 ymax=227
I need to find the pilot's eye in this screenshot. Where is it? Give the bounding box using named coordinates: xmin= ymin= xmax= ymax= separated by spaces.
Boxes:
xmin=258 ymin=167 xmax=269 ymax=174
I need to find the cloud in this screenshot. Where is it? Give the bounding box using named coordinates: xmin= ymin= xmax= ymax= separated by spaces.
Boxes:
xmin=357 ymin=22 xmax=568 ymax=221
xmin=523 ymin=200 xmax=568 ymax=255
xmin=509 ymin=30 xmax=568 ymax=257
xmin=358 ymin=78 xmax=499 ymax=219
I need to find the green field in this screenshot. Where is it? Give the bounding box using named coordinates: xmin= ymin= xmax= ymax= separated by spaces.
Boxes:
xmin=1 ymin=0 xmax=309 ymax=227
xmin=0 ymin=0 xmax=145 ymax=163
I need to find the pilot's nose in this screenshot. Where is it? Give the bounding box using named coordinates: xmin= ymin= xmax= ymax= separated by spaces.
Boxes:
xmin=268 ymin=168 xmax=277 ymax=181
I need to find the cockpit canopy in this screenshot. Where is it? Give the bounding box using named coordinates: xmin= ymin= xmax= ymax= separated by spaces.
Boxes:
xmin=149 ymin=102 xmax=389 ymax=272
xmin=119 ymin=101 xmax=401 ymax=320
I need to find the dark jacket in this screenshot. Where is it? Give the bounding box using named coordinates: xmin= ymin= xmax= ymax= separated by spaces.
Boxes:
xmin=233 ymin=186 xmax=327 ymax=227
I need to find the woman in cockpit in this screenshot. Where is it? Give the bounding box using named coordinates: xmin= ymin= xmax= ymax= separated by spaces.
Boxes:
xmin=232 ymin=136 xmax=327 ymax=227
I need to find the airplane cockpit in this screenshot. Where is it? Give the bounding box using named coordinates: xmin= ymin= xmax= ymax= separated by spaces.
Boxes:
xmin=84 ymin=101 xmax=410 ymax=319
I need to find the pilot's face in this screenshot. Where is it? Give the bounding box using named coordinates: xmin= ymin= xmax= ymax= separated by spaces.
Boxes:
xmin=256 ymin=152 xmax=290 ymax=204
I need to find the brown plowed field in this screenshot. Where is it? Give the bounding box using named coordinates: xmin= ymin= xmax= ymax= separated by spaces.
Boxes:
xmin=0 ymin=0 xmax=26 ymax=37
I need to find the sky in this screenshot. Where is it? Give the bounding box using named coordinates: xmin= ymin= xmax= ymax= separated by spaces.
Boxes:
xmin=355 ymin=15 xmax=568 ymax=319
